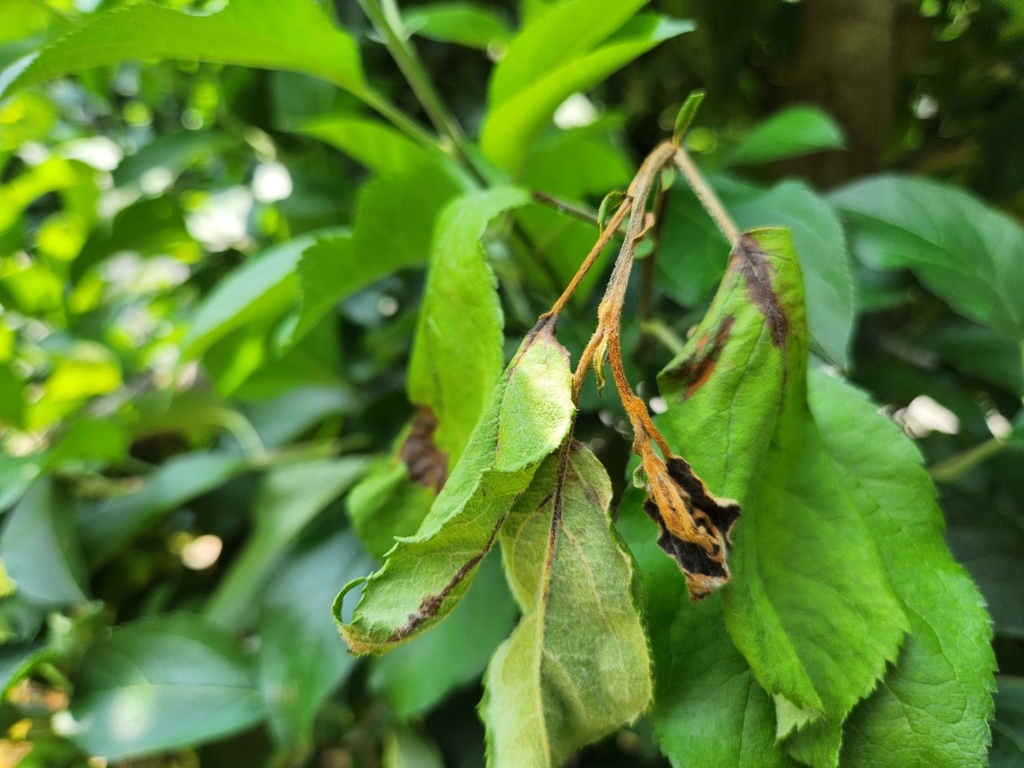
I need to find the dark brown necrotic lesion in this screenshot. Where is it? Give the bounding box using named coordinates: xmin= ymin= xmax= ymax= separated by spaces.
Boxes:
xmin=399 ymin=406 xmax=449 ymax=493
xmin=664 ymin=457 xmax=740 ymax=541
xmin=641 ymin=454 xmax=741 ymax=600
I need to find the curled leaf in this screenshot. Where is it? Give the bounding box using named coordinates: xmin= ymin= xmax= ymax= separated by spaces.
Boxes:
xmin=398 ymin=407 xmax=448 ymax=494
xmin=635 ymin=450 xmax=740 ymax=600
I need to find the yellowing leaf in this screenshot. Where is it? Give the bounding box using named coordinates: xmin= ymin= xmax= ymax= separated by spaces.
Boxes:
xmin=482 ymin=442 xmax=652 ymax=768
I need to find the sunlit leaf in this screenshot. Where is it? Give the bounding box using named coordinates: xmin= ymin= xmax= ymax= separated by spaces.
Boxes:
xmin=337 ymin=317 xmax=574 ymax=655
xmin=2 ymin=0 xmax=366 ymax=99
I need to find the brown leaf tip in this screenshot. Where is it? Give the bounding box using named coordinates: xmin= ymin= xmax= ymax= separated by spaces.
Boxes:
xmin=641 ymin=454 xmax=741 ymax=601
xmin=399 ymin=406 xmax=448 ymax=493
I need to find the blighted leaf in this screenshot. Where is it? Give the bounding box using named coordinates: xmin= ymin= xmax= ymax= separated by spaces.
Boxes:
xmin=658 ymin=178 xmax=855 ymax=367
xmin=634 ymin=453 xmax=741 ymax=600
xmin=809 ymin=370 xmax=995 ymax=767
xmin=336 ymin=317 xmax=574 ymax=655
xmin=2 ymin=0 xmax=366 ymax=100
xmin=408 ymin=186 xmax=532 ymax=465
xmin=61 ymin=613 xmax=265 ymax=761
xmin=658 ymin=229 xmax=907 ymax=766
xmin=482 ymin=442 xmax=651 ymax=768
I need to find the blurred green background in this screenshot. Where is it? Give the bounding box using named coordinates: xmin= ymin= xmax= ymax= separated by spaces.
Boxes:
xmin=1 ymin=0 xmax=1023 ymax=766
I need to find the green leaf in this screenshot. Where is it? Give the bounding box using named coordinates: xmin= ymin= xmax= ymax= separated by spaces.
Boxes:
xmin=296 ymin=115 xmax=436 ymax=176
xmin=206 ymin=457 xmax=367 ymax=629
xmin=0 ymin=478 xmax=88 ymax=607
xmin=408 ymin=186 xmax=531 ymax=464
xmin=0 ymin=641 xmax=57 ymax=698
xmin=725 ymin=106 xmax=845 ymax=166
xmin=404 ymin=4 xmax=511 ymax=50
xmin=78 ymin=452 xmax=247 ymax=568
xmin=0 ymin=454 xmax=44 ymax=511
xmin=383 ymin=725 xmax=445 ymax=768
xmin=622 ymin=488 xmax=798 ymax=767
xmin=922 ymin=320 xmax=1024 ymax=396
xmin=657 ymin=230 xmax=907 ymax=767
xmin=184 ymin=232 xmax=320 ymax=358
xmin=942 ymin=483 xmax=1024 ymax=639
xmin=291 ymin=165 xmax=461 ymax=344
xmin=0 ymin=364 xmax=25 ymax=427
xmin=658 ymin=178 xmax=856 ymax=367
xmin=991 ymin=676 xmax=1024 ymax=768
xmin=481 ymin=442 xmax=652 ymax=768
xmin=370 ymin=551 xmax=517 ymax=718
xmin=831 ymin=174 xmax=1024 ymax=341
xmin=337 ymin=317 xmax=574 ymax=655
xmin=62 ymin=612 xmax=265 ymax=761
xmin=259 ymin=531 xmax=373 ymax=750
xmin=808 ymin=370 xmax=995 ymax=767
xmin=2 ymin=0 xmax=366 ymax=100
xmin=348 ymin=453 xmax=438 ymax=560
xmin=482 ymin=13 xmax=693 ymax=171
xmin=672 ymin=88 xmax=706 ymax=146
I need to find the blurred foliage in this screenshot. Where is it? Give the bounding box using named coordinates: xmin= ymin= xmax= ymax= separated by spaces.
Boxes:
xmin=0 ymin=0 xmax=1022 ymax=766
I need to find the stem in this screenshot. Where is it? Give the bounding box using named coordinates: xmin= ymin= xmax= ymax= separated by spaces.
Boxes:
xmin=531 ymin=191 xmax=601 ymax=228
xmin=357 ymin=0 xmax=480 ymax=176
xmin=636 ymin=173 xmax=670 ymax=358
xmin=360 ymin=88 xmax=449 ymax=155
xmin=641 ymin=319 xmax=687 ymax=356
xmin=547 ymin=198 xmax=632 ymax=317
xmin=673 ymin=147 xmax=738 ymax=244
xmin=929 ymin=438 xmax=1007 ymax=484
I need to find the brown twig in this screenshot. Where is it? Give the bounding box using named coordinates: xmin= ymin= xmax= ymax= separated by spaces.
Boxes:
xmin=672 ymin=146 xmax=738 ymax=244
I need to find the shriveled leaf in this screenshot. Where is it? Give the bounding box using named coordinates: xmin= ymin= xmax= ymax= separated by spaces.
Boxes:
xmin=78 ymin=452 xmax=246 ymax=568
xmin=206 ymin=457 xmax=367 ymax=629
xmin=61 ymin=613 xmax=265 ymax=761
xmin=0 ymin=478 xmax=88 ymax=607
xmin=658 ymin=230 xmax=907 ymax=766
xmin=482 ymin=443 xmax=651 ymax=767
xmin=370 ymin=552 xmax=517 ymax=718
xmin=2 ymin=0 xmax=366 ymax=100
xmin=291 ymin=165 xmax=460 ymax=344
xmin=259 ymin=532 xmax=373 ymax=749
xmin=831 ymin=174 xmax=1024 ymax=341
xmin=336 ymin=317 xmax=574 ymax=655
xmin=482 ymin=14 xmax=693 ymax=171
xmin=404 ymin=4 xmax=511 ymax=50
xmin=809 ymin=370 xmax=995 ymax=767
xmin=297 ymin=115 xmax=436 ymax=176
xmin=724 ymin=106 xmax=845 ymax=166
xmin=408 ymin=186 xmax=531 ymax=464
